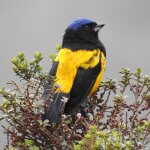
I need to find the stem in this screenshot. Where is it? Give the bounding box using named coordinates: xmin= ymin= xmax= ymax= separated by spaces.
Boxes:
xmin=126 ymin=112 xmax=128 ymax=129
xmin=129 ymin=81 xmax=138 ymax=101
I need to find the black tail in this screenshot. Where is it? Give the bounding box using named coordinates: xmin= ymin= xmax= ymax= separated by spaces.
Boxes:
xmin=43 ymin=93 xmax=69 ymax=123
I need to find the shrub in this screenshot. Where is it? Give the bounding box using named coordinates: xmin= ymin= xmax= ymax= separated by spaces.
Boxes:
xmin=0 ymin=48 xmax=150 ymax=149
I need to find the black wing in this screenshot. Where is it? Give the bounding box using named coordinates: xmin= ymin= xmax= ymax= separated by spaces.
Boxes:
xmin=42 ymin=61 xmax=70 ymax=123
xmin=42 ymin=61 xmax=58 ymax=100
xmin=64 ymin=60 xmax=101 ymax=115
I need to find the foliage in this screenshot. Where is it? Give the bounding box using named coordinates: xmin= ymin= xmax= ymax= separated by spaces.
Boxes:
xmin=0 ymin=47 xmax=150 ymax=150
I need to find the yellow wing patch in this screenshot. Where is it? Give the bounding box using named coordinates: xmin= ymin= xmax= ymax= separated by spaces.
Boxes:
xmin=54 ymin=48 xmax=105 ymax=94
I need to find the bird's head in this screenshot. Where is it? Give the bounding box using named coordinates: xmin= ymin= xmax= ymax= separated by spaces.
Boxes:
xmin=63 ymin=19 xmax=105 ymax=44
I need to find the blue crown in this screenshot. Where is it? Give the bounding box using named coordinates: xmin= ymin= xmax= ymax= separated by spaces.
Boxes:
xmin=68 ymin=19 xmax=93 ymax=30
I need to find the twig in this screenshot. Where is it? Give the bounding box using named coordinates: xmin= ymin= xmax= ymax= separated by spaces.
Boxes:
xmin=126 ymin=112 xmax=128 ymax=129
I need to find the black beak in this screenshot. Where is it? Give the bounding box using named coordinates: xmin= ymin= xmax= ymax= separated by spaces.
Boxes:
xmin=94 ymin=24 xmax=105 ymax=32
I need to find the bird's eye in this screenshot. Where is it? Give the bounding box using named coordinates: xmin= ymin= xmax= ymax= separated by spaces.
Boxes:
xmin=84 ymin=25 xmax=90 ymax=30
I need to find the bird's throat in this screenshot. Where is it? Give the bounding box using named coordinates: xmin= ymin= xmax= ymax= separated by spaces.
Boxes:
xmin=62 ymin=38 xmax=98 ymax=51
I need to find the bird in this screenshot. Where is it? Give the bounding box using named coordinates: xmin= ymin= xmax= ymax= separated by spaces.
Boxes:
xmin=42 ymin=19 xmax=106 ymax=123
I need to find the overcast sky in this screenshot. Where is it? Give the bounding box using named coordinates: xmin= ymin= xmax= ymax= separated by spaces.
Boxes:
xmin=0 ymin=0 xmax=150 ymax=148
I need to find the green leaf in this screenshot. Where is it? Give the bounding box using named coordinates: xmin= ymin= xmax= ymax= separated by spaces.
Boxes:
xmin=78 ymin=140 xmax=85 ymax=146
xmin=85 ymin=133 xmax=92 ymax=139
xmin=143 ymin=121 xmax=149 ymax=128
xmin=136 ymin=68 xmax=142 ymax=74
xmin=11 ymin=57 xmax=19 ymax=65
xmin=17 ymin=51 xmax=25 ymax=61
xmin=56 ymin=44 xmax=62 ymax=51
xmin=97 ymin=131 xmax=108 ymax=138
xmin=20 ymin=61 xmax=28 ymax=70
xmin=0 ymin=87 xmax=5 ymax=94
xmin=74 ymin=145 xmax=82 ymax=150
xmin=34 ymin=51 xmax=43 ymax=61
xmin=49 ymin=53 xmax=56 ymax=62
xmin=12 ymin=66 xmax=18 ymax=72
xmin=95 ymin=138 xmax=104 ymax=147
xmin=25 ymin=139 xmax=34 ymax=146
xmin=126 ymin=141 xmax=133 ymax=149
